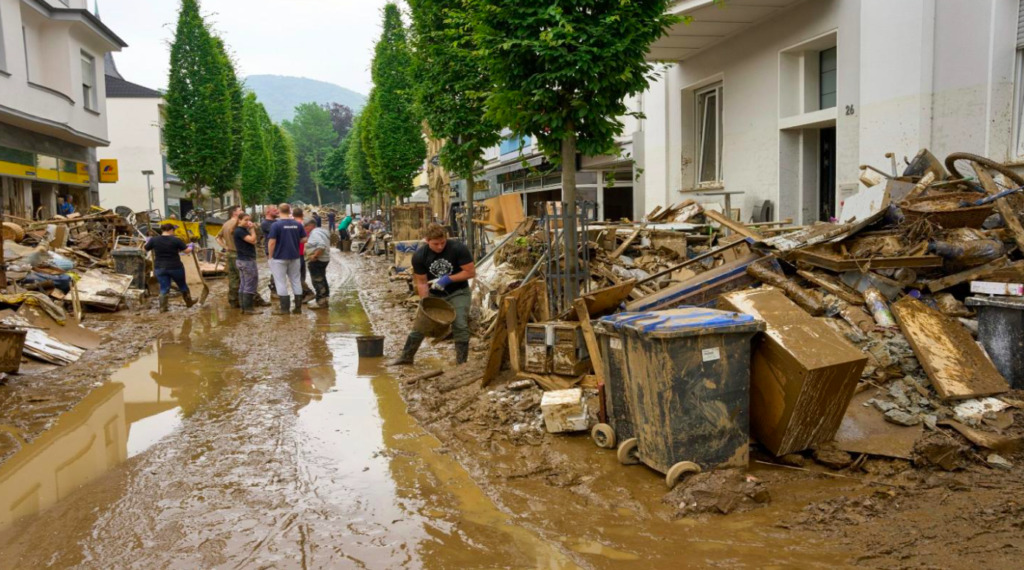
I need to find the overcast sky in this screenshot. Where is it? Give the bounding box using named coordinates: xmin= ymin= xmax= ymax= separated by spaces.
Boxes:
xmin=97 ymin=0 xmax=395 ymax=95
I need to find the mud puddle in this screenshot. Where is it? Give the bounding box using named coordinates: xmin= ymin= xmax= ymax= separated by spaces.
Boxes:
xmin=0 ymin=257 xmax=573 ymax=568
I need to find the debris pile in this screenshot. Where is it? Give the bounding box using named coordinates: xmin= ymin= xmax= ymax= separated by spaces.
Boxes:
xmin=438 ymin=149 xmax=1024 ymax=494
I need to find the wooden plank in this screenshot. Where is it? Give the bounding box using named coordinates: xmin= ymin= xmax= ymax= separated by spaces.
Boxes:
xmin=704 ymin=209 xmax=763 ymax=241
xmin=608 ymin=228 xmax=642 ymax=260
xmin=482 ymin=281 xmax=538 ymax=387
xmin=797 ymin=270 xmax=866 ymax=305
xmin=892 ymin=296 xmax=1009 ymax=401
xmin=505 ymin=298 xmax=521 ymax=373
xmin=793 ymin=250 xmax=944 ymax=273
xmin=974 ymin=164 xmax=1024 ymax=254
xmin=926 ymin=256 xmax=1009 ymax=293
xmin=573 ymin=298 xmax=605 ymax=386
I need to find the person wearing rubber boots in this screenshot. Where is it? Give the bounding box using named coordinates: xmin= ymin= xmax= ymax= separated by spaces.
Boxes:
xmin=234 ymin=213 xmax=261 ymax=314
xmin=390 ymin=224 xmax=475 ymax=366
xmin=303 ymin=218 xmax=331 ymax=310
xmin=216 ymin=205 xmax=241 ymax=309
xmin=266 ymin=203 xmax=307 ymax=315
xmin=145 ymin=223 xmax=197 ymax=312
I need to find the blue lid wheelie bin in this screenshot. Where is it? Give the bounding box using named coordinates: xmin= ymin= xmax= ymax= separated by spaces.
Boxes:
xmin=614 ymin=308 xmax=763 ymax=488
xmin=591 ymin=313 xmax=651 ymax=451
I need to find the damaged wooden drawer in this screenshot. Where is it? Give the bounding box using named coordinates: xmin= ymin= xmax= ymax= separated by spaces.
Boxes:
xmin=719 ymin=289 xmax=868 ymax=457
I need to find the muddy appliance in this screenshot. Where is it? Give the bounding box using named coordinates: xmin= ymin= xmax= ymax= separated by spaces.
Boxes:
xmin=613 ymin=308 xmax=764 ymax=488
xmin=524 ymin=323 xmax=552 ymax=374
xmin=525 ymin=321 xmax=590 ymax=376
xmin=590 ymin=313 xmax=650 ymax=450
xmin=966 ymin=295 xmax=1024 ymax=389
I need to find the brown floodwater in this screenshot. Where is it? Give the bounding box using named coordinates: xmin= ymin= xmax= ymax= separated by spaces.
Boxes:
xmin=0 ymin=255 xmax=859 ymax=568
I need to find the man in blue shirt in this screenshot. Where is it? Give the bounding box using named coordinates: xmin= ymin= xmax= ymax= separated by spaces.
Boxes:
xmin=267 ymin=203 xmax=307 ymax=315
xmin=57 ymin=196 xmax=75 ymax=216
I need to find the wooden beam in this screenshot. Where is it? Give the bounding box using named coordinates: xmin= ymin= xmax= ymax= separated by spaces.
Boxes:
xmin=608 ymin=228 xmax=642 ymax=260
xmin=573 ymin=298 xmax=605 ymax=386
xmin=974 ymin=163 xmax=1024 ymax=254
xmin=505 ymin=298 xmax=521 ymax=373
xmin=927 ymin=256 xmax=1009 ymax=293
xmin=703 ymin=209 xmax=763 ymax=241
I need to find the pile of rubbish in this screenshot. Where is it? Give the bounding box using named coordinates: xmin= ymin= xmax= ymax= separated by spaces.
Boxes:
xmin=0 ymin=208 xmax=216 ymax=374
xmin=459 ymin=149 xmax=1024 ymax=489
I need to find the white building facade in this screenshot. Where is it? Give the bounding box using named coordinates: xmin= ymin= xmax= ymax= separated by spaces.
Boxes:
xmin=96 ymin=54 xmax=165 ymax=215
xmin=638 ymin=0 xmax=1021 ymax=224
xmin=0 ymin=0 xmax=125 ymax=218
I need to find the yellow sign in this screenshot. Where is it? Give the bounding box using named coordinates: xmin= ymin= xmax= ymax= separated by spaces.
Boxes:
xmin=99 ymin=159 xmax=118 ymax=183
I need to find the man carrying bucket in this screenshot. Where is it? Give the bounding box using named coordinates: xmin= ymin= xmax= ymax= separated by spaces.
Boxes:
xmin=390 ymin=223 xmax=476 ymax=366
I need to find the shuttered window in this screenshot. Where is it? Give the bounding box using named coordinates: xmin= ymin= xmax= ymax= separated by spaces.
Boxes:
xmin=1018 ymin=0 xmax=1024 ymax=48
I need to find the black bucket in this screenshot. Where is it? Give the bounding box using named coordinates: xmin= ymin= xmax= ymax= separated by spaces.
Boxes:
xmin=356 ymin=335 xmax=385 ymax=358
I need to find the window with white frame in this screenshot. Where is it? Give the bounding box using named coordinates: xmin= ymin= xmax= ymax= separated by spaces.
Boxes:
xmin=696 ymin=83 xmax=723 ymax=185
xmin=81 ymin=51 xmax=97 ymax=110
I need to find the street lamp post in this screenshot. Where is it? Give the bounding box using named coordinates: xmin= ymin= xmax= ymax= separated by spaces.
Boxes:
xmin=142 ymin=170 xmax=155 ymax=213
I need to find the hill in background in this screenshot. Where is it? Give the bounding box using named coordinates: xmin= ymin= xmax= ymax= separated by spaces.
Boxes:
xmin=244 ymin=75 xmax=367 ymax=123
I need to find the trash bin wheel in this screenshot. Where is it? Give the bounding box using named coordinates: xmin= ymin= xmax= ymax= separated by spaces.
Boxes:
xmin=665 ymin=461 xmax=702 ymax=489
xmin=591 ymin=424 xmax=616 ymax=449
xmin=616 ymin=438 xmax=640 ymax=465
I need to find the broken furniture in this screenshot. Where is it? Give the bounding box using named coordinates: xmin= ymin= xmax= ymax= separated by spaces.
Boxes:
xmin=720 ymin=289 xmax=868 ymax=457
xmin=610 ymin=308 xmax=764 ymax=488
xmin=966 ymin=295 xmax=1024 ymax=389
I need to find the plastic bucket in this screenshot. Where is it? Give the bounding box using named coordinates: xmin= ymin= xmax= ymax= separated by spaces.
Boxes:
xmin=341 ymin=240 xmax=352 ymax=252
xmin=0 ymin=328 xmax=27 ymax=373
xmin=414 ymin=297 xmax=456 ymax=338
xmin=356 ymin=335 xmax=385 ymax=358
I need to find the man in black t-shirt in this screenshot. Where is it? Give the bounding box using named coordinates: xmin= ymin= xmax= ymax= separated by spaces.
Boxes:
xmin=390 ymin=224 xmax=476 ymax=366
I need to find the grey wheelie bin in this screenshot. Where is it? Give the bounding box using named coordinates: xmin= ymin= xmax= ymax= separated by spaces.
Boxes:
xmin=614 ymin=308 xmax=763 ymax=488
xmin=591 ymin=313 xmax=651 ymax=451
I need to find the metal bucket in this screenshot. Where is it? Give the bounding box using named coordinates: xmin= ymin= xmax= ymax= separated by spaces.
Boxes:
xmin=340 ymin=240 xmax=352 ymax=252
xmin=414 ymin=297 xmax=456 ymax=338
xmin=0 ymin=328 xmax=27 ymax=374
xmin=356 ymin=335 xmax=385 ymax=358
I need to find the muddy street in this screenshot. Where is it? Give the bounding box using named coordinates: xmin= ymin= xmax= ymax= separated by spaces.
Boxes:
xmin=0 ymin=252 xmax=1022 ymax=569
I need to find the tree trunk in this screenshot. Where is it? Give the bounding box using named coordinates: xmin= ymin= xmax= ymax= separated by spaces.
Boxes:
xmin=561 ymin=132 xmax=579 ymax=306
xmin=465 ymin=166 xmax=476 ymax=260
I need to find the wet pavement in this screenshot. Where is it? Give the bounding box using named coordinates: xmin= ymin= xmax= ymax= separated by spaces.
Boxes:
xmin=0 ymin=253 xmax=861 ymax=569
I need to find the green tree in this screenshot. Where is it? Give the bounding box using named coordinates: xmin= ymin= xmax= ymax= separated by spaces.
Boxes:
xmin=239 ymin=92 xmax=272 ymax=207
xmin=359 ymin=89 xmax=381 ymax=186
xmin=463 ymin=0 xmax=680 ymax=290
xmin=409 ymin=0 xmax=502 ymax=256
xmin=365 ymin=3 xmax=426 ymax=200
xmin=209 ymin=36 xmax=243 ymax=199
xmin=346 ymin=115 xmax=376 ymax=204
xmin=321 ymin=137 xmax=350 ymax=195
xmin=163 ymin=0 xmax=235 ymax=202
xmin=284 ymin=102 xmax=336 ymax=206
xmin=268 ymin=124 xmax=298 ymax=204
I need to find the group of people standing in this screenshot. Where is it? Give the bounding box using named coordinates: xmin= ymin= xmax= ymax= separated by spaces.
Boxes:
xmin=218 ymin=204 xmax=339 ymax=315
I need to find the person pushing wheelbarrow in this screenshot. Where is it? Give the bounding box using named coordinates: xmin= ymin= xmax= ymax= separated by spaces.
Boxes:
xmin=390 ymin=223 xmax=476 ymax=366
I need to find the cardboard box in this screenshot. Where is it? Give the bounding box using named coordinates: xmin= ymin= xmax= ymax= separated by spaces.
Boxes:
xmin=541 ymin=388 xmax=588 ymax=433
xmin=719 ymin=288 xmax=868 ymax=457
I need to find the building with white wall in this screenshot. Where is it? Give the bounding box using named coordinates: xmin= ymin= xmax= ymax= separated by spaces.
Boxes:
xmin=638 ymin=0 xmax=1020 ymax=224
xmin=0 ymin=0 xmax=125 ymax=219
xmin=96 ymin=53 xmax=165 ymax=215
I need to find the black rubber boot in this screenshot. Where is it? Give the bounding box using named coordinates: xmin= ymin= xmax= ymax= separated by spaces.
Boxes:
xmin=456 ymin=341 xmax=470 ymax=365
xmin=183 ymin=291 xmax=197 ymax=308
xmin=389 ymin=336 xmax=423 ymax=366
xmin=241 ymin=294 xmax=261 ymax=315
xmin=159 ymin=294 xmax=169 ymax=313
xmin=273 ymin=296 xmax=290 ymax=315
xmin=254 ymin=295 xmax=271 ymax=307
xmin=292 ymin=296 xmax=302 ymax=314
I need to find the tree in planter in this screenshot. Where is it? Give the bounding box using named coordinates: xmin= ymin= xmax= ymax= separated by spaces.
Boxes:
xmin=409 ymin=0 xmax=502 ymax=257
xmin=463 ymin=0 xmax=680 ymax=300
xmin=209 ymin=36 xmax=244 ymax=201
xmin=164 ymin=0 xmax=235 ymax=204
xmin=284 ymin=102 xmax=336 ymax=206
xmin=239 ymin=93 xmax=272 ymax=208
xmin=268 ymin=124 xmax=298 ymax=204
xmin=346 ymin=115 xmax=378 ymax=210
xmin=366 ymin=3 xmax=426 ymax=205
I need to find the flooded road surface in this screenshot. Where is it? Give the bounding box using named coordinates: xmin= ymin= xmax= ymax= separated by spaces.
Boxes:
xmin=0 ymin=253 xmax=857 ymax=568
xmin=0 ymin=256 xmax=571 ymax=569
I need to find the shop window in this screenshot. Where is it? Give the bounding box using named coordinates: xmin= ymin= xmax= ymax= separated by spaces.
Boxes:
xmin=696 ymin=83 xmax=723 ymax=185
xmin=81 ymin=51 xmax=97 ymax=111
